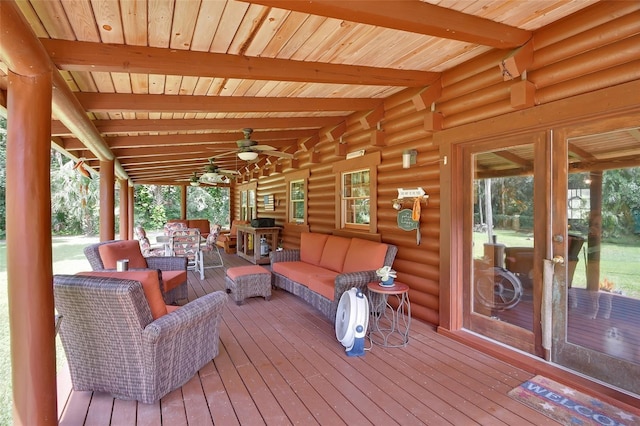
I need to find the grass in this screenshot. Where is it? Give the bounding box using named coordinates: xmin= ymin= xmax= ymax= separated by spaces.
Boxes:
xmin=0 ymin=235 xmax=98 ymax=426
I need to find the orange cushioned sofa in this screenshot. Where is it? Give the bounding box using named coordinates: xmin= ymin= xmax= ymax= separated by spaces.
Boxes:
xmin=270 ymin=232 xmax=397 ymax=322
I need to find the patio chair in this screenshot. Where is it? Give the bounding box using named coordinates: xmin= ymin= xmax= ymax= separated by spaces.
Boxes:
xmin=216 ymin=220 xmax=249 ymax=254
xmin=53 ymin=273 xmax=227 ymax=403
xmin=202 ymin=224 xmax=224 ymax=270
xmin=83 ymin=240 xmax=188 ymax=304
xmin=171 ymin=228 xmax=205 ymax=280
xmin=134 ymin=225 xmax=165 ymax=257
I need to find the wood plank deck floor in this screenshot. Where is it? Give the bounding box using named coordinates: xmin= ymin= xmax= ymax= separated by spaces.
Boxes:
xmin=55 ymin=251 xmax=614 ymax=425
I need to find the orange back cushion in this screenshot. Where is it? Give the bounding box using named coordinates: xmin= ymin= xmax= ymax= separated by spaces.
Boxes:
xmin=299 ymin=232 xmax=329 ymax=266
xmin=76 ymin=270 xmax=168 ymax=319
xmin=319 ymin=236 xmax=351 ymax=272
xmin=342 ymin=238 xmax=389 ymax=273
xmin=98 ymin=240 xmax=148 ymax=269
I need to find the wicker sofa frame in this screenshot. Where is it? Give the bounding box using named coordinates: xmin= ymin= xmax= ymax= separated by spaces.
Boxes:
xmin=270 ymin=240 xmax=397 ymax=322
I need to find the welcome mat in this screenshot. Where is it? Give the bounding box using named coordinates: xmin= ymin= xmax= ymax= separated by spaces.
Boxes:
xmin=508 ymin=375 xmax=638 ymax=426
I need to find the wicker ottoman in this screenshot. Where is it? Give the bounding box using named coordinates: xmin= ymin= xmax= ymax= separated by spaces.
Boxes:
xmin=225 ymin=265 xmax=272 ymax=305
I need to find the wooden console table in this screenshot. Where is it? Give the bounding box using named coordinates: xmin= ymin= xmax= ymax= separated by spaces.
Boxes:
xmin=236 ymin=225 xmax=280 ymax=265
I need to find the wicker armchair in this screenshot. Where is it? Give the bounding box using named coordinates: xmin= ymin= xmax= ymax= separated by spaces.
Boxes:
xmin=53 ymin=274 xmax=227 ymax=403
xmin=84 ymin=240 xmax=188 ymax=304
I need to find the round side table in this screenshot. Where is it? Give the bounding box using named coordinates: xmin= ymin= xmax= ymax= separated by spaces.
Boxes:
xmin=367 ymin=281 xmax=411 ymax=348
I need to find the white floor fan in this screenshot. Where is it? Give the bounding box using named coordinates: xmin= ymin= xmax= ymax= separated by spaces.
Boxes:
xmin=335 ymin=287 xmax=369 ymax=357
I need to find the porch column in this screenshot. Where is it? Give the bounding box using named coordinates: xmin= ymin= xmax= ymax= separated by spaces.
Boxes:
xmin=181 ymin=185 xmax=187 ymax=219
xmin=99 ymin=159 xmax=115 ymax=241
xmin=128 ymin=185 xmax=135 ymax=239
xmin=118 ymin=178 xmax=128 ymax=239
xmin=6 ymin=70 xmax=57 ymax=424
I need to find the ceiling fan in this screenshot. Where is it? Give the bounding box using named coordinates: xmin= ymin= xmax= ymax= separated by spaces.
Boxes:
xmin=199 ymin=158 xmax=238 ymax=185
xmin=217 ymin=128 xmax=294 ymax=161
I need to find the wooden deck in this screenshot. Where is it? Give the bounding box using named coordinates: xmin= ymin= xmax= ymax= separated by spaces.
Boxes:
xmin=55 ymin=251 xmax=624 ymax=425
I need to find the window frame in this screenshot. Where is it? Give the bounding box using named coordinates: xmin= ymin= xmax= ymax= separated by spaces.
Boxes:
xmin=285 ymin=168 xmax=310 ymax=231
xmin=332 ymin=152 xmax=380 ymax=235
xmin=238 ymin=181 xmax=257 ymax=221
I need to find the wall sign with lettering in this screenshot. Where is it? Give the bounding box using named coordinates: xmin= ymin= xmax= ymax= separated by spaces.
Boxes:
xmin=397 ymin=209 xmax=419 ymax=231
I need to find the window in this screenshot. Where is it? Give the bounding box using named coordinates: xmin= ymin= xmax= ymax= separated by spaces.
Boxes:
xmin=290 ymin=181 xmax=305 ymax=222
xmin=333 ymin=152 xmax=380 ymax=234
xmin=239 ymin=182 xmax=257 ymax=221
xmin=342 ymin=169 xmax=370 ymax=228
xmin=285 ymin=169 xmax=310 ymax=228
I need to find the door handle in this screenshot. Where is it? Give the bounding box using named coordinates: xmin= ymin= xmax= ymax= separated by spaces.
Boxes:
xmin=552 ymin=255 xmax=565 ymax=265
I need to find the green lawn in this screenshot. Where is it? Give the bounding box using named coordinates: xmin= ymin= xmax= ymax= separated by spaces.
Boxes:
xmin=0 ymin=235 xmax=98 ymax=426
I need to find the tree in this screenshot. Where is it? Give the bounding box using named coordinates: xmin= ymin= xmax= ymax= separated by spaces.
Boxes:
xmin=50 ymin=151 xmax=100 ymax=235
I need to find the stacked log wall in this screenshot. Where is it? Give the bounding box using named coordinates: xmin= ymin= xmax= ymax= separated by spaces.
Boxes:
xmin=241 ymin=3 xmax=639 ymax=326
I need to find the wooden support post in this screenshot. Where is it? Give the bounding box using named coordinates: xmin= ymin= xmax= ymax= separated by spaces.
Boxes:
xmin=180 ymin=185 xmax=187 ymax=219
xmin=7 ymin=69 xmax=57 ymax=425
xmin=118 ymin=178 xmax=129 ymax=239
xmin=99 ymin=159 xmax=115 ymax=241
xmin=127 ymin=185 xmax=135 ymax=240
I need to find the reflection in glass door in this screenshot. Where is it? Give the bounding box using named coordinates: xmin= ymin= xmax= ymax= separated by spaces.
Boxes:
xmin=465 ymin=139 xmax=542 ymax=355
xmin=553 ymin=127 xmax=640 ymax=395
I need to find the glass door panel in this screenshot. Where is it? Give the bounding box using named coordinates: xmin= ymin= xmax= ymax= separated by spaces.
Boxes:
xmin=553 ymin=126 xmax=640 ymax=395
xmin=465 ymin=138 xmax=542 ymax=355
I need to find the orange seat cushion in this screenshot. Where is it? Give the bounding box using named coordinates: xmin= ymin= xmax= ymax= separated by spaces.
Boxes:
xmin=161 ymin=270 xmax=188 ymax=293
xmin=76 ymin=270 xmax=168 ymax=319
xmin=98 ymin=240 xmax=148 ymax=269
xmin=342 ymin=238 xmax=389 ymax=273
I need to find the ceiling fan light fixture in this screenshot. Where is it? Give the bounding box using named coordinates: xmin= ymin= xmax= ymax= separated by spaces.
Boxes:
xmin=190 ymin=181 xmax=200 ymax=187
xmin=238 ymin=151 xmax=258 ymax=161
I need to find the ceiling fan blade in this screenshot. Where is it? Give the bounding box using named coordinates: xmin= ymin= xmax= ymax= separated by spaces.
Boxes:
xmin=262 ymin=150 xmax=294 ymax=159
xmin=253 ymin=144 xmax=277 ymax=151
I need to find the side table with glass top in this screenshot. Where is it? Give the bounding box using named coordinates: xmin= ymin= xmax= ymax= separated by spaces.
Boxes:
xmin=367 ymin=281 xmax=411 ymax=348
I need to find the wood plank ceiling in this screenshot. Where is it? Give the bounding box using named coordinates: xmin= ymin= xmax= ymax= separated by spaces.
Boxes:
xmin=0 ymin=0 xmax=612 ymax=185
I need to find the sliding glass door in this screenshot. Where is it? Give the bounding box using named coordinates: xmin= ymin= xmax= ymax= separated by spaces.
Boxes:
xmin=463 ymin=134 xmax=546 ymax=356
xmin=552 ymin=122 xmax=640 ymax=395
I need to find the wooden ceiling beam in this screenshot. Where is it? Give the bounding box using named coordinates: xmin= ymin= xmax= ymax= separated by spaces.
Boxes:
xmin=248 ymin=0 xmax=531 ymax=49
xmin=55 ymin=117 xmax=344 ymax=136
xmin=75 ymin=93 xmax=382 ymax=113
xmin=41 ymin=39 xmax=439 ymax=87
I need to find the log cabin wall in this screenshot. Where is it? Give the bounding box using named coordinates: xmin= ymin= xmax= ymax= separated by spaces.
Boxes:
xmin=235 ymin=3 xmax=639 ymax=326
